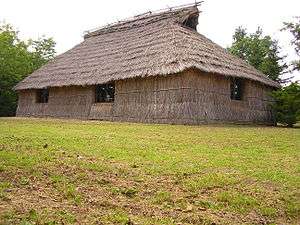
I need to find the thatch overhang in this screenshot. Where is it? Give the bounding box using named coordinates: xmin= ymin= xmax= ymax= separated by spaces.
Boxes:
xmin=14 ymin=5 xmax=280 ymax=91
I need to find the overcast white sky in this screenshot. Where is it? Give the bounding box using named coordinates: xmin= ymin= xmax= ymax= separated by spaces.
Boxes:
xmin=1 ymin=0 xmax=299 ymax=81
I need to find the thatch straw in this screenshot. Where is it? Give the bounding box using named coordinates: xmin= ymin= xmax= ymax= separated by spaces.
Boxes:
xmin=14 ymin=6 xmax=280 ymax=91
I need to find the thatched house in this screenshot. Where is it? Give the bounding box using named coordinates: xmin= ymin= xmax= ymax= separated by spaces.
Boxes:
xmin=14 ymin=5 xmax=280 ymax=125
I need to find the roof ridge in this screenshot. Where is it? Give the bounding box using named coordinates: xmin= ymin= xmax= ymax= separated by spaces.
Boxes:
xmin=84 ymin=3 xmax=201 ymax=38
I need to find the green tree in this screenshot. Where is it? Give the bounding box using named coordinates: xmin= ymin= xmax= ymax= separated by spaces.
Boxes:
xmin=228 ymin=27 xmax=287 ymax=82
xmin=271 ymin=82 xmax=300 ymax=127
xmin=0 ymin=23 xmax=56 ymax=116
xmin=282 ymin=17 xmax=300 ymax=71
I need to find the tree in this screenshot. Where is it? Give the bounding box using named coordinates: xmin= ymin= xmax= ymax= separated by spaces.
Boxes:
xmin=271 ymin=82 xmax=300 ymax=127
xmin=228 ymin=27 xmax=287 ymax=82
xmin=0 ymin=23 xmax=56 ymax=116
xmin=282 ymin=17 xmax=300 ymax=71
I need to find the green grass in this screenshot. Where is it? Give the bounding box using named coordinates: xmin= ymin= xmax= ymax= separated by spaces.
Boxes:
xmin=153 ymin=191 xmax=172 ymax=205
xmin=0 ymin=117 xmax=299 ymax=224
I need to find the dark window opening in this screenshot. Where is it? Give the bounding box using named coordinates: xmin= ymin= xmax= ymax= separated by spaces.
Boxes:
xmin=95 ymin=83 xmax=115 ymax=103
xmin=230 ymin=78 xmax=243 ymax=100
xmin=36 ymin=88 xmax=49 ymax=103
xmin=182 ymin=15 xmax=198 ymax=30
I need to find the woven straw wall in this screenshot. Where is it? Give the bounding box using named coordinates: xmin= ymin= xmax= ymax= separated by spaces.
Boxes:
xmin=17 ymin=69 xmax=274 ymax=124
xmin=17 ymin=86 xmax=94 ymax=119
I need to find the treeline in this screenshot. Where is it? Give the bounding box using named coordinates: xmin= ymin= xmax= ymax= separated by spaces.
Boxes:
xmin=0 ymin=23 xmax=55 ymax=116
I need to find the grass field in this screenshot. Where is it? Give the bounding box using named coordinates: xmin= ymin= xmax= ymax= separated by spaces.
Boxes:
xmin=0 ymin=118 xmax=299 ymax=225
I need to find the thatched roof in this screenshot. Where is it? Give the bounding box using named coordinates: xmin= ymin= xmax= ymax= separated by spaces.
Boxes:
xmin=15 ymin=5 xmax=280 ymax=90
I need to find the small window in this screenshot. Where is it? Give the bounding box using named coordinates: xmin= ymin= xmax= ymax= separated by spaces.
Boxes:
xmin=95 ymin=83 xmax=115 ymax=103
xmin=230 ymin=78 xmax=243 ymax=100
xmin=36 ymin=88 xmax=49 ymax=103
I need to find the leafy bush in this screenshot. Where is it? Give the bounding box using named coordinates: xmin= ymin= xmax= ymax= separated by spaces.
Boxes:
xmin=271 ymin=82 xmax=300 ymax=127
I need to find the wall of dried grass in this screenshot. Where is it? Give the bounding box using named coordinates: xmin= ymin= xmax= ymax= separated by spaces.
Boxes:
xmin=17 ymin=86 xmax=94 ymax=119
xmin=16 ymin=69 xmax=274 ymax=124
